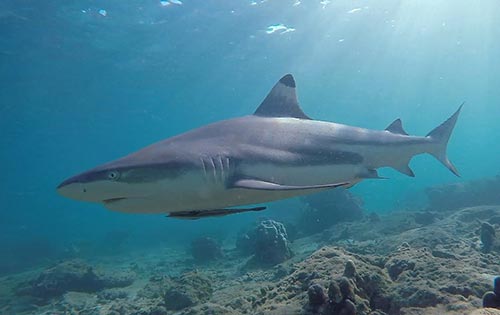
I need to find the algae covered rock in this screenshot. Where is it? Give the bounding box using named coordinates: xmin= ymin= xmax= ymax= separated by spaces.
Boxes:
xmin=481 ymin=222 xmax=496 ymax=253
xmin=164 ymin=272 xmax=213 ymax=310
xmin=17 ymin=259 xmax=134 ymax=299
xmin=308 ymin=283 xmax=327 ymax=306
xmin=139 ymin=272 xmax=213 ymax=311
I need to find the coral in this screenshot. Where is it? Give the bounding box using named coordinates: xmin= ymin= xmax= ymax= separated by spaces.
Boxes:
xmin=190 ymin=237 xmax=223 ymax=263
xmin=324 ymin=277 xmax=357 ymax=315
xmin=328 ymin=280 xmax=343 ymax=304
xmin=304 ymin=276 xmax=357 ymax=315
xmin=299 ymin=188 xmax=364 ymax=235
xmin=343 ymin=260 xmax=357 ymax=278
xmin=385 ymin=258 xmax=415 ymax=281
xmin=254 ymin=220 xmax=292 ymax=265
xmin=481 ymin=222 xmax=496 ymax=253
xmin=308 ymin=283 xmax=327 ymax=306
xmin=16 ymin=259 xmax=134 ymax=300
xmin=241 ymin=220 xmax=292 ymax=266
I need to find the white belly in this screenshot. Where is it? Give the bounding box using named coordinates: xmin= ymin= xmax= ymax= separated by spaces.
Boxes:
xmin=103 ymin=163 xmax=364 ymax=214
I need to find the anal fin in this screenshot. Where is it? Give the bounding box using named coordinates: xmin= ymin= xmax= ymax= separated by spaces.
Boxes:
xmin=231 ymin=179 xmax=349 ymax=191
xmin=168 ymin=206 xmax=266 ymax=220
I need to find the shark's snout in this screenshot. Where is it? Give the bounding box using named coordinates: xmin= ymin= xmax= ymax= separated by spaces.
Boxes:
xmin=57 ymin=170 xmax=122 ymax=203
xmin=57 ymin=176 xmax=100 ymax=202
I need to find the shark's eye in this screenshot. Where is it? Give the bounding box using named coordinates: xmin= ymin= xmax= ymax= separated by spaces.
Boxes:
xmin=107 ymin=170 xmax=120 ymax=181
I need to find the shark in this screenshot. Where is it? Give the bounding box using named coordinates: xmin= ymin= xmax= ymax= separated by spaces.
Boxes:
xmin=57 ymin=74 xmax=462 ymax=219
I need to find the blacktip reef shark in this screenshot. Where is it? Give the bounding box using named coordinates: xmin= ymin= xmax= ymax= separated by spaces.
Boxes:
xmin=57 ymin=74 xmax=462 ymax=219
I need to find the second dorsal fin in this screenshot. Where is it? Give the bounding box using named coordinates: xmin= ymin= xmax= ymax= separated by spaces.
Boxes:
xmin=385 ymin=118 xmax=408 ymax=135
xmin=254 ymin=74 xmax=311 ymax=120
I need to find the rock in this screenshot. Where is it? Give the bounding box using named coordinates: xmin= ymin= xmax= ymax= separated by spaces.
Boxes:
xmin=164 ymin=272 xmax=213 ymax=310
xmin=343 ymin=260 xmax=357 ymax=278
xmin=137 ymin=276 xmax=173 ymax=300
xmin=16 ymin=259 xmax=134 ymax=300
xmin=308 ymin=283 xmax=327 ymax=306
xmin=137 ymin=272 xmax=212 ymax=312
xmin=483 ymin=292 xmax=500 ymax=308
xmin=328 ymin=280 xmax=343 ymax=304
xmin=190 ymin=237 xmax=223 ymax=263
xmin=481 ymin=223 xmax=496 ymax=253
xmin=338 ymin=277 xmax=355 ymax=303
xmin=385 ymin=258 xmax=416 ymax=281
xmin=325 ymin=277 xmax=357 ymax=315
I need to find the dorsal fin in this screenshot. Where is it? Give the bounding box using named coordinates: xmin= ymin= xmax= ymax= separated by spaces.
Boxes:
xmin=385 ymin=118 xmax=408 ymax=135
xmin=254 ymin=74 xmax=311 ymax=120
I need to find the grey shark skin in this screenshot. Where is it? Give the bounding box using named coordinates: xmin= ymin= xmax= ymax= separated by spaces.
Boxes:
xmin=57 ymin=74 xmax=462 ymax=217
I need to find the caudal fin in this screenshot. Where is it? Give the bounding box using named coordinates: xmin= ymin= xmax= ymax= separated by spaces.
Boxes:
xmin=426 ymin=103 xmax=463 ymax=177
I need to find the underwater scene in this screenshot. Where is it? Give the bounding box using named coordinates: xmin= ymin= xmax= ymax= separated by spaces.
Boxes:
xmin=1 ymin=0 xmax=500 ymax=314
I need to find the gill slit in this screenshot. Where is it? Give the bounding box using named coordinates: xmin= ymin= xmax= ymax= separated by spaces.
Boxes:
xmin=200 ymin=158 xmax=207 ymax=179
xmin=218 ymin=156 xmax=225 ymax=183
xmin=209 ymin=158 xmax=217 ymax=183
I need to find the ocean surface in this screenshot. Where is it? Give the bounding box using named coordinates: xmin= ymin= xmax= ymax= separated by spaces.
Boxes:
xmin=1 ymin=1 xmax=500 ymax=314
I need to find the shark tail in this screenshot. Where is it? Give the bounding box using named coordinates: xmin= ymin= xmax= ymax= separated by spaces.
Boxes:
xmin=425 ymin=103 xmax=463 ymax=177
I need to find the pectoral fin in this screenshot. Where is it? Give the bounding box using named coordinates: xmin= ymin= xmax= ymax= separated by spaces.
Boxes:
xmin=231 ymin=179 xmax=349 ymax=191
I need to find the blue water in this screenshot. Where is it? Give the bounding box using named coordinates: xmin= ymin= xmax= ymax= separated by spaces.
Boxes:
xmin=1 ymin=0 xmax=499 ymax=274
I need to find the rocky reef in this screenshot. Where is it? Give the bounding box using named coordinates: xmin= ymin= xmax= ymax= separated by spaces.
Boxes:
xmin=2 ymin=197 xmax=500 ymax=315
